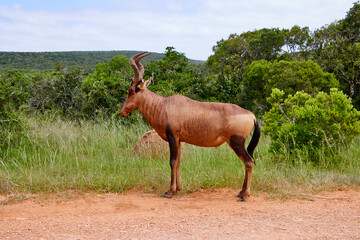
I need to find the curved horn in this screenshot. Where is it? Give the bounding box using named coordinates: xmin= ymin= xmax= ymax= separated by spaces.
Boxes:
xmin=136 ymin=52 xmax=151 ymax=79
xmin=130 ymin=52 xmax=151 ymax=84
xmin=130 ymin=52 xmax=144 ymax=83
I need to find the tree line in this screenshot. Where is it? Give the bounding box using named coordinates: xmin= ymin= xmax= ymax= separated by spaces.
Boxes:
xmin=1 ymin=2 xmax=360 ymax=161
xmin=0 ymin=51 xmax=166 ymax=71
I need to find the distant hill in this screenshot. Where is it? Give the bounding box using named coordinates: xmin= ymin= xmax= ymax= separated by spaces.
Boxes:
xmin=0 ymin=51 xmax=204 ymax=71
xmin=0 ymin=51 xmax=164 ymax=71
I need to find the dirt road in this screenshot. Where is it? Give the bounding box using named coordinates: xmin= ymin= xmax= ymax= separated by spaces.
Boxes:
xmin=1 ymin=188 xmax=359 ymax=239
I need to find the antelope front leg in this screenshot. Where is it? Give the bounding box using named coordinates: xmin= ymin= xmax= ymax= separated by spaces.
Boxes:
xmin=162 ymin=126 xmax=181 ymax=198
xmin=175 ymin=143 xmax=182 ymax=191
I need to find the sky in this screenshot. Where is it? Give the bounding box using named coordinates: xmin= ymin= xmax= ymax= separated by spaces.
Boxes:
xmin=0 ymin=0 xmax=356 ymax=60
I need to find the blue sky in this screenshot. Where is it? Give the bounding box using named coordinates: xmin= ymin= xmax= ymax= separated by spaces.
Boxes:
xmin=0 ymin=0 xmax=356 ymax=60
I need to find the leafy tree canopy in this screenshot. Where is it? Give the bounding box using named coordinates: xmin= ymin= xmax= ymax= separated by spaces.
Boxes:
xmin=82 ymin=55 xmax=131 ymax=117
xmin=242 ymin=60 xmax=339 ymax=114
xmin=312 ymin=1 xmax=360 ymax=107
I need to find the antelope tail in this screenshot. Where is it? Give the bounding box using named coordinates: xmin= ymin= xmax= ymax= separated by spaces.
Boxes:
xmin=247 ymin=120 xmax=261 ymax=161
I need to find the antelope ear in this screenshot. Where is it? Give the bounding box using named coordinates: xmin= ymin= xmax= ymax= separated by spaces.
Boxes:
xmin=139 ymin=77 xmax=152 ymax=89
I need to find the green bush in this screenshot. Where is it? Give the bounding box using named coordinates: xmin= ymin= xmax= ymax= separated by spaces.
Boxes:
xmin=0 ymin=70 xmax=28 ymax=150
xmin=82 ymin=55 xmax=131 ymax=117
xmin=263 ymin=88 xmax=360 ymax=161
xmin=27 ymin=68 xmax=86 ymax=118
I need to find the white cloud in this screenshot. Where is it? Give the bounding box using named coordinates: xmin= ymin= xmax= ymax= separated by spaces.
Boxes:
xmin=0 ymin=0 xmax=356 ymax=60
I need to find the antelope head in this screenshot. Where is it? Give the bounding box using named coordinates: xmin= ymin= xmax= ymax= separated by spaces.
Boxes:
xmin=120 ymin=52 xmax=152 ymax=117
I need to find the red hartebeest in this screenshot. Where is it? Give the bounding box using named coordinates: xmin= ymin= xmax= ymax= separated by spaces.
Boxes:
xmin=120 ymin=52 xmax=260 ymax=201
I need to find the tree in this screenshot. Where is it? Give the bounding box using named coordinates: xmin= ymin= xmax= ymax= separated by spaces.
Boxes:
xmin=82 ymin=55 xmax=131 ymax=117
xmin=144 ymin=47 xmax=207 ymax=99
xmin=312 ymin=1 xmax=360 ymax=109
xmin=205 ymin=27 xmax=316 ymax=108
xmin=342 ymin=1 xmax=360 ymax=43
xmin=27 ymin=67 xmax=86 ymax=117
xmin=242 ymin=60 xmax=339 ymax=114
xmin=207 ymin=28 xmax=286 ymax=77
xmin=283 ymin=25 xmax=313 ymax=59
xmin=1 ymin=70 xmax=28 ymax=109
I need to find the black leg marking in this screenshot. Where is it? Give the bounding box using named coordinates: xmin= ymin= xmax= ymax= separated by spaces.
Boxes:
xmin=230 ymin=135 xmax=254 ymax=166
xmin=163 ymin=124 xmax=179 ymax=198
xmin=230 ymin=135 xmax=247 ymax=158
xmin=166 ymin=125 xmax=178 ymax=166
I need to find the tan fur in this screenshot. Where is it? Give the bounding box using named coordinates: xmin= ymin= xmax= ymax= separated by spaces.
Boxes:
xmin=120 ymin=52 xmax=259 ymax=201
xmin=137 ymin=91 xmax=255 ymax=146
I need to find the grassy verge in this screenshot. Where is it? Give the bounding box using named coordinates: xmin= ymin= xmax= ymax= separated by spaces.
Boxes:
xmin=1 ymin=116 xmax=359 ymax=198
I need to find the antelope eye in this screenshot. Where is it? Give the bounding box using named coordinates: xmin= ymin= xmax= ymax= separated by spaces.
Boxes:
xmin=127 ymin=88 xmax=135 ymax=96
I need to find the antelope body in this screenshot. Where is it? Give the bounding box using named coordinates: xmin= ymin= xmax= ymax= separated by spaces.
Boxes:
xmin=120 ymin=52 xmax=260 ymax=201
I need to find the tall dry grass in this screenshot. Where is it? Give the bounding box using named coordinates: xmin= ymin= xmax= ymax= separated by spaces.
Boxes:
xmin=1 ymin=116 xmax=359 ymax=198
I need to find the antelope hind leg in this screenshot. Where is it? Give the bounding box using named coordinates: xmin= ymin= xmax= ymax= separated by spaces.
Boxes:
xmin=229 ymin=135 xmax=254 ymax=202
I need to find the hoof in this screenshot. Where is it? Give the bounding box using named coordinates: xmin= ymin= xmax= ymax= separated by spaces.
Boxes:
xmin=237 ymin=192 xmax=250 ymax=202
xmin=160 ymin=192 xmax=172 ymax=198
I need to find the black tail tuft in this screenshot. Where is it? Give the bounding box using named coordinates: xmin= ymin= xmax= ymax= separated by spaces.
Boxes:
xmin=247 ymin=120 xmax=261 ymax=161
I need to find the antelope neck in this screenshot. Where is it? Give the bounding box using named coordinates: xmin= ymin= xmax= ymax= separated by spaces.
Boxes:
xmin=138 ymin=89 xmax=166 ymax=130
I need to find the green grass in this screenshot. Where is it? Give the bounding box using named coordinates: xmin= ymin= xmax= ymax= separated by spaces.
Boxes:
xmin=1 ymin=116 xmax=359 ymax=199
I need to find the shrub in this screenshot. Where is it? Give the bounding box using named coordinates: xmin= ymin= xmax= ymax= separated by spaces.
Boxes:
xmin=0 ymin=70 xmax=28 ymax=150
xmin=263 ymin=88 xmax=360 ymax=161
xmin=82 ymin=55 xmax=131 ymax=117
xmin=27 ymin=68 xmax=86 ymax=118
